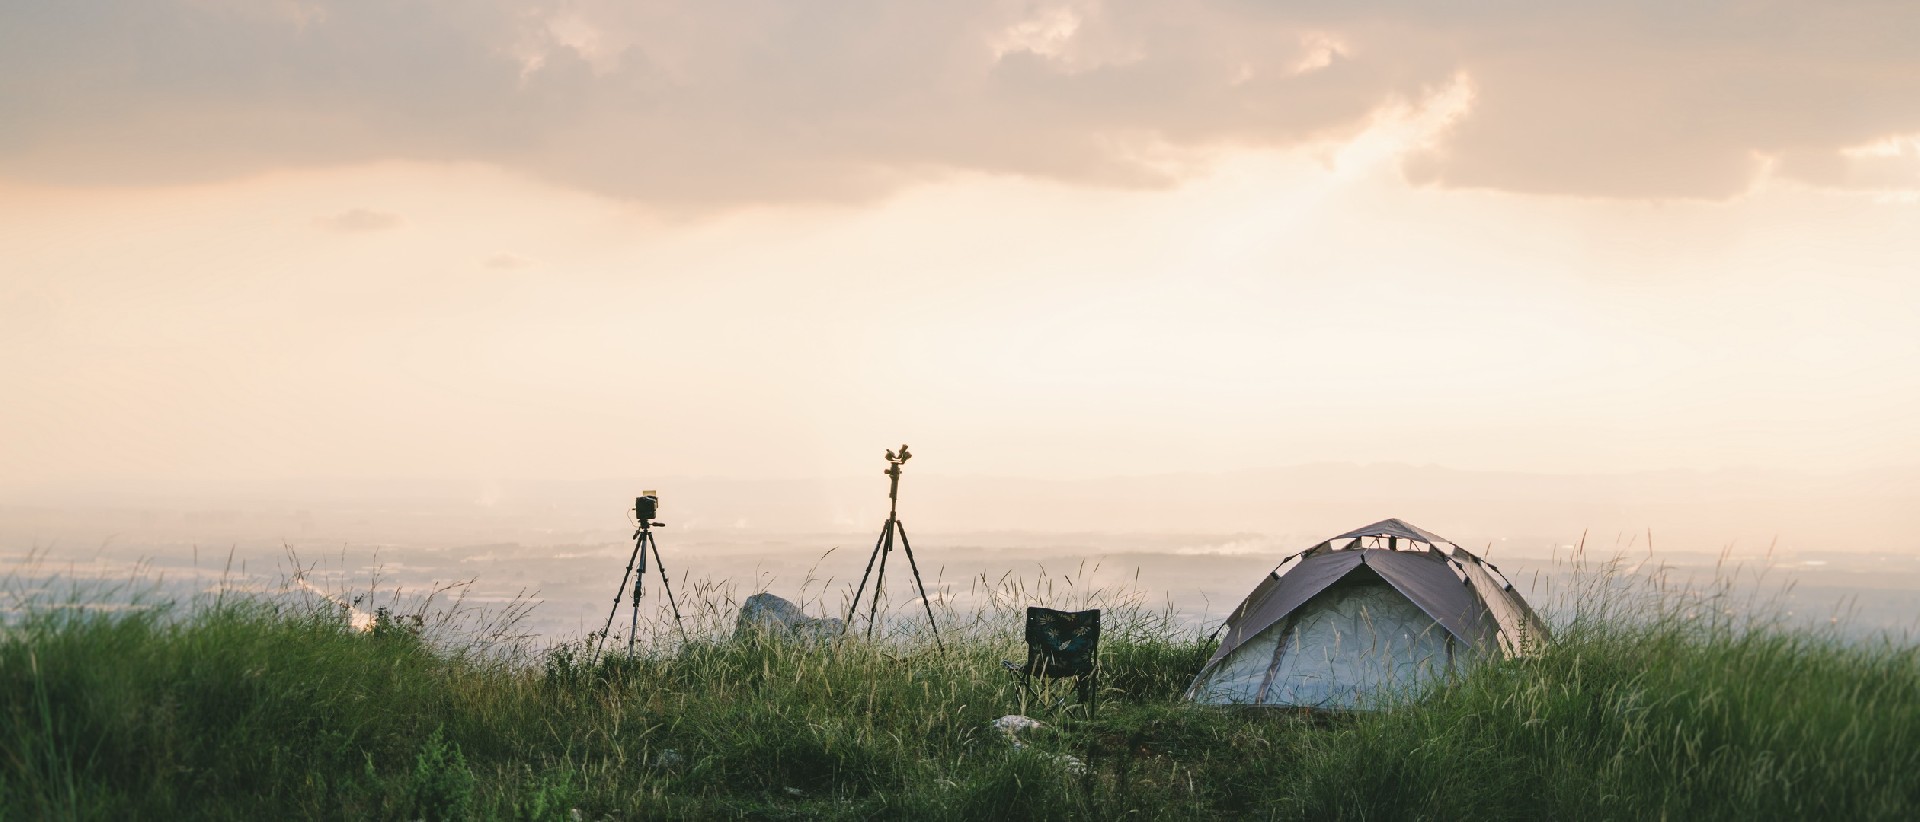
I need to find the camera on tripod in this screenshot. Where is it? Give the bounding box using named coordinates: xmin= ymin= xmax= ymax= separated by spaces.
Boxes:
xmin=600 ymin=488 xmax=684 ymax=653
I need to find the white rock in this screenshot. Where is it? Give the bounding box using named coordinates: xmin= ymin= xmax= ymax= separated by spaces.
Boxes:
xmin=991 ymin=714 xmax=1046 ymax=748
xmin=734 ymin=592 xmax=844 ymax=640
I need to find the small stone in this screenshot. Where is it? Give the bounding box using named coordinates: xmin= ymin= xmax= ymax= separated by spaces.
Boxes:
xmin=991 ymin=714 xmax=1046 ymax=748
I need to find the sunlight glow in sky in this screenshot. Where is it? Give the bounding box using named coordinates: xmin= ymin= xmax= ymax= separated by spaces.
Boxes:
xmin=2 ymin=1 xmax=1918 ymax=489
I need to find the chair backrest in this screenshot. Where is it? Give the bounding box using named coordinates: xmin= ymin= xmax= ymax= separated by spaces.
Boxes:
xmin=1024 ymin=607 xmax=1100 ymax=678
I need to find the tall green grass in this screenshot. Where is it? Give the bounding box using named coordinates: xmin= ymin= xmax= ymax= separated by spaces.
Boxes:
xmin=2 ymin=553 xmax=1915 ymax=819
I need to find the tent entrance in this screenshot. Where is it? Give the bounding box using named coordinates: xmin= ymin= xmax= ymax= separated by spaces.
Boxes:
xmin=1191 ymin=567 xmax=1461 ymax=708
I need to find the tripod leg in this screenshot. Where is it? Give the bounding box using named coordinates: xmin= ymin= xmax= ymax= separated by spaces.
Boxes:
xmin=631 ymin=531 xmax=650 ymax=654
xmin=893 ymin=522 xmax=944 ymax=654
xmin=844 ymin=523 xmax=889 ymax=633
xmin=646 ymin=531 xmax=689 ymax=641
xmin=630 ymin=571 xmax=641 ymax=654
xmin=597 ymin=533 xmax=645 ymax=658
xmin=866 ymin=520 xmax=893 ymax=640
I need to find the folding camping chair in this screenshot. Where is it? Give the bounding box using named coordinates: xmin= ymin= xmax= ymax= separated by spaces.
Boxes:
xmin=1002 ymin=607 xmax=1101 ymax=711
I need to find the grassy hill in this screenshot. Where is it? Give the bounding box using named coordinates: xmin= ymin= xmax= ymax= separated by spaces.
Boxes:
xmin=3 ymin=567 xmax=1917 ymax=820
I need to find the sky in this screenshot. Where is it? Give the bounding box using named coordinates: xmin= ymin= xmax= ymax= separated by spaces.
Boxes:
xmin=3 ymin=0 xmax=1919 ymax=494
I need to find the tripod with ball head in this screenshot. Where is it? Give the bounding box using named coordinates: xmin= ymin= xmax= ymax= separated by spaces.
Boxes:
xmin=843 ymin=445 xmax=944 ymax=652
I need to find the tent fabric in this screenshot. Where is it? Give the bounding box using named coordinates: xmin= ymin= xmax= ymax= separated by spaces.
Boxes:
xmin=1251 ymin=582 xmax=1457 ymax=708
xmin=1332 ymin=518 xmax=1454 ymax=545
xmin=1193 ymin=613 xmax=1289 ymax=703
xmin=1459 ymin=560 xmax=1549 ymax=656
xmin=1364 ymin=549 xmax=1498 ymax=651
xmin=1221 ymin=571 xmax=1283 ymax=633
xmin=1203 ymin=550 xmax=1364 ymax=669
xmin=1203 ymin=570 xmax=1283 ymax=668
xmin=1188 ymin=517 xmax=1549 ymax=708
xmin=1190 ymin=570 xmax=1460 ymax=707
xmin=1467 ymin=558 xmax=1550 ymax=647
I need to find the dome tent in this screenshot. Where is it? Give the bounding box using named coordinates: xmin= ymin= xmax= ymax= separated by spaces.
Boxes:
xmin=1186 ymin=518 xmax=1548 ymax=709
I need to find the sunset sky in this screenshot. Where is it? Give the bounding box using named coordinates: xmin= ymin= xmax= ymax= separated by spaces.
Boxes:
xmin=4 ymin=1 xmax=1918 ymax=489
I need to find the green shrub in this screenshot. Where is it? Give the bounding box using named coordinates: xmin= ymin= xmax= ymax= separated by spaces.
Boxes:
xmin=407 ymin=727 xmax=477 ymax=821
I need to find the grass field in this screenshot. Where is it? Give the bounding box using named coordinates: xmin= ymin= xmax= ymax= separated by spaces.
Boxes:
xmin=3 ymin=557 xmax=1917 ymax=820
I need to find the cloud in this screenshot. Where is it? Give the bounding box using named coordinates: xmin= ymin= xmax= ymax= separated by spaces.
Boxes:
xmin=2 ymin=1 xmax=1918 ymax=204
xmin=313 ymin=208 xmax=402 ymax=233
xmin=1777 ymin=134 xmax=1920 ymax=194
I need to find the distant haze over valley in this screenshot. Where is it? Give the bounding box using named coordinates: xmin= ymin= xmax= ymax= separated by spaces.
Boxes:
xmin=7 ymin=463 xmax=1917 ymax=643
xmin=8 ymin=463 xmax=1915 ymax=554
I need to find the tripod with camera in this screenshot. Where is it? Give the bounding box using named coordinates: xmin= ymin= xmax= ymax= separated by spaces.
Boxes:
xmin=844 ymin=445 xmax=944 ymax=652
xmin=598 ymin=492 xmax=687 ymax=655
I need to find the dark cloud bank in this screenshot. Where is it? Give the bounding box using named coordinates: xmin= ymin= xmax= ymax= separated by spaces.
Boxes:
xmin=2 ymin=1 xmax=1916 ymax=205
